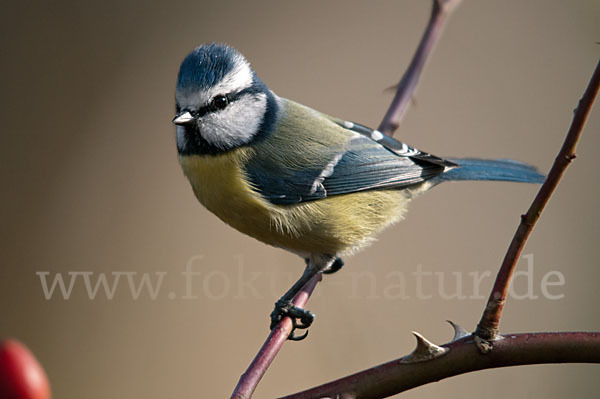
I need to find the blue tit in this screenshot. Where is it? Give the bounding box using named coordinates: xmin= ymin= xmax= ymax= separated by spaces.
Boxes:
xmin=173 ymin=43 xmax=544 ymax=340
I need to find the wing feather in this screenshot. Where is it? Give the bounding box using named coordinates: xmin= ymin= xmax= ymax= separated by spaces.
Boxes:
xmin=245 ymin=106 xmax=455 ymax=205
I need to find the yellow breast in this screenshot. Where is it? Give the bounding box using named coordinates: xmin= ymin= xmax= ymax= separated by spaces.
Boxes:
xmin=179 ymin=148 xmax=270 ymax=232
xmin=178 ymin=149 xmax=413 ymax=256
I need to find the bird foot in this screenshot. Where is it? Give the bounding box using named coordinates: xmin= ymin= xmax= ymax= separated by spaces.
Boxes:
xmin=270 ymin=299 xmax=315 ymax=341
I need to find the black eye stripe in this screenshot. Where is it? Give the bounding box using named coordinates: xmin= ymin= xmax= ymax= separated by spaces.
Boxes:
xmin=188 ymin=88 xmax=259 ymax=118
xmin=192 ymin=92 xmax=235 ymax=117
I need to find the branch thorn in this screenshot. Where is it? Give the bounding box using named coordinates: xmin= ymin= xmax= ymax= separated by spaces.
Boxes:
xmin=446 ymin=320 xmax=470 ymax=342
xmin=401 ymin=331 xmax=449 ymax=363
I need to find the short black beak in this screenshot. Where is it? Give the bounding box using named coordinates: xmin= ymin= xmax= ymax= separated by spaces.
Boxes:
xmin=172 ymin=111 xmax=196 ymax=126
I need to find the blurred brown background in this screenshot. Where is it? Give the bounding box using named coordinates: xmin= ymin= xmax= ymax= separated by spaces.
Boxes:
xmin=1 ymin=0 xmax=599 ymax=398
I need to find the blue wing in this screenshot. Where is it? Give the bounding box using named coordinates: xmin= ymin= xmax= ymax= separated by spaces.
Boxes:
xmin=245 ymin=118 xmax=456 ymax=205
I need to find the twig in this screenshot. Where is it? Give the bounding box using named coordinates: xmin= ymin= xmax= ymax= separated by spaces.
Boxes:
xmin=280 ymin=332 xmax=600 ymax=399
xmin=475 ymin=57 xmax=600 ymax=341
xmin=230 ymin=274 xmax=322 ymax=399
xmin=378 ymin=0 xmax=462 ymax=136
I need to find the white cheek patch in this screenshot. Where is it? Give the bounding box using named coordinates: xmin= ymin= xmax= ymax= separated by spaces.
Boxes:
xmin=199 ymin=93 xmax=267 ymax=149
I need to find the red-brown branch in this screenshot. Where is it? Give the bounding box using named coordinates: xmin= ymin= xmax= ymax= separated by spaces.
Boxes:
xmin=281 ymin=332 xmax=600 ymax=399
xmin=378 ymin=0 xmax=462 ymax=136
xmin=230 ymin=274 xmax=322 ymax=399
xmin=475 ymin=57 xmax=600 ymax=340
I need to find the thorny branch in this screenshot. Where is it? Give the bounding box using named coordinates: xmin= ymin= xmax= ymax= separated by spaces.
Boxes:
xmin=475 ymin=56 xmax=600 ymax=342
xmin=281 ymin=332 xmax=600 ymax=399
xmin=378 ymin=0 xmax=462 ymax=136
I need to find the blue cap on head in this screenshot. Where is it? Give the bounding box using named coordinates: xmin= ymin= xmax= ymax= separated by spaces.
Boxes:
xmin=176 ymin=43 xmax=242 ymax=92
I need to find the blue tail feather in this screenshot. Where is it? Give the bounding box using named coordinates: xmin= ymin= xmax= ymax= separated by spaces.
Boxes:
xmin=437 ymin=158 xmax=545 ymax=184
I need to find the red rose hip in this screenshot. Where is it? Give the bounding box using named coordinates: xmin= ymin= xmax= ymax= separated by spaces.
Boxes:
xmin=0 ymin=340 xmax=51 ymax=399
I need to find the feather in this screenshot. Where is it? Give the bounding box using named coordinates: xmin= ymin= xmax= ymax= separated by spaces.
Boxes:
xmin=245 ymin=101 xmax=449 ymax=205
xmin=437 ymin=158 xmax=545 ymax=183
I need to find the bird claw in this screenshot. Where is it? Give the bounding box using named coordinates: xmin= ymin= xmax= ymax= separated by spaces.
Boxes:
xmin=270 ymin=299 xmax=315 ymax=341
xmin=322 ymin=257 xmax=344 ymax=275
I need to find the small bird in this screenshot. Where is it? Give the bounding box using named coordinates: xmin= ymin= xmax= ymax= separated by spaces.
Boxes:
xmin=173 ymin=43 xmax=544 ymax=340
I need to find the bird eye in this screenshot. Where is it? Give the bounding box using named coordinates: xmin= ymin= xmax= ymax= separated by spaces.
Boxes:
xmin=211 ymin=94 xmax=229 ymax=110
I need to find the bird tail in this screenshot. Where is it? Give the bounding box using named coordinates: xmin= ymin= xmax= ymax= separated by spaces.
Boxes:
xmin=436 ymin=158 xmax=545 ymax=184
